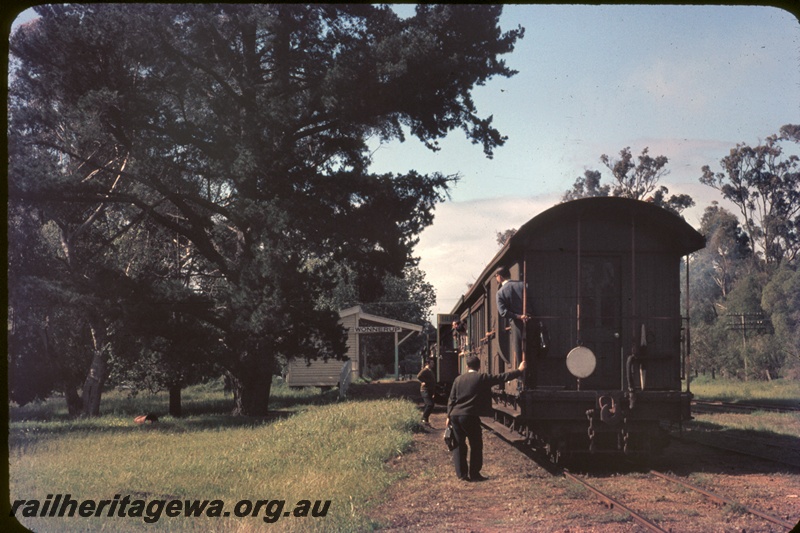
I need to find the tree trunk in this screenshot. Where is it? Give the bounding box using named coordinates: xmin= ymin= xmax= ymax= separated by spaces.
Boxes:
xmin=81 ymin=368 xmax=104 ymax=417
xmin=81 ymin=322 xmax=108 ymax=417
xmin=42 ymin=316 xmax=83 ymax=417
xmin=230 ymin=360 xmax=273 ymax=416
xmin=169 ymin=383 xmax=182 ymax=417
xmin=65 ymin=383 xmax=83 ymax=417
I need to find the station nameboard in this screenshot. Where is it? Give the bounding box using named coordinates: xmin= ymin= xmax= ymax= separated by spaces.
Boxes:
xmin=354 ymin=326 xmax=403 ymax=333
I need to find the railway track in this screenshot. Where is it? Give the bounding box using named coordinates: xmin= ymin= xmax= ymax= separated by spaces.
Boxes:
xmin=692 ymin=399 xmax=800 ymax=414
xmin=561 ymin=470 xmax=668 ymax=532
xmin=561 ymin=469 xmax=796 ymax=532
xmin=480 ymin=416 xmax=800 ymax=532
xmin=682 ymin=398 xmax=800 ymax=469
xmin=648 ymin=471 xmax=796 ymax=530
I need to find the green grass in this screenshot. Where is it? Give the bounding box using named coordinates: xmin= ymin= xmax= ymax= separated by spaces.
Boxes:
xmin=9 ymin=379 xmax=420 ymax=532
xmin=687 ymin=377 xmax=800 ymax=441
xmin=689 ymin=376 xmax=800 ymax=406
xmin=690 ymin=411 xmax=800 ymax=438
xmin=683 ymin=378 xmax=800 ymax=466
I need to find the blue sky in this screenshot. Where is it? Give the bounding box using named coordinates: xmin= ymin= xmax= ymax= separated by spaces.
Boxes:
xmin=9 ymin=4 xmax=800 ymax=319
xmin=374 ymin=4 xmax=799 ymax=201
xmin=373 ymin=4 xmax=800 ymax=317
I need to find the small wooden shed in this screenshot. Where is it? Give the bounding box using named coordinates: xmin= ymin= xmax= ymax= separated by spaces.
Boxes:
xmin=285 ymin=358 xmax=352 ymax=398
xmin=338 ymin=306 xmax=423 ymax=380
xmin=284 ymin=307 xmax=423 ymax=391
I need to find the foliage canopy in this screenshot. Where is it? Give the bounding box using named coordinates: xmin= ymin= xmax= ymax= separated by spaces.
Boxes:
xmin=8 ymin=4 xmax=523 ymax=414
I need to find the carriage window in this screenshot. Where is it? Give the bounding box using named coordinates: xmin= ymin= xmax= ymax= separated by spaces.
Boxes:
xmin=470 ymin=298 xmax=486 ymax=346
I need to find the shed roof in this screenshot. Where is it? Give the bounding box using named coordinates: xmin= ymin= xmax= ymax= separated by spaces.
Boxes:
xmin=339 ymin=306 xmax=423 ymax=332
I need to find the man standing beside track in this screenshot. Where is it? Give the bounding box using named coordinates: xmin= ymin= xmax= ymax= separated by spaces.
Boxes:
xmin=445 ymin=356 xmax=526 ymax=482
xmin=417 ymin=358 xmax=436 ymax=427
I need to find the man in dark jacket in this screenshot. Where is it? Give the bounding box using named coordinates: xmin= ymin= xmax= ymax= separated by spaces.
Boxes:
xmin=417 ymin=357 xmax=436 ymax=426
xmin=445 ymin=356 xmax=526 ymax=481
xmin=495 ymin=266 xmax=531 ymax=365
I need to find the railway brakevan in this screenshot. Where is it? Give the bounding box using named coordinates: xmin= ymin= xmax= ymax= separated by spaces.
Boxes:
xmin=438 ymin=197 xmax=705 ymax=463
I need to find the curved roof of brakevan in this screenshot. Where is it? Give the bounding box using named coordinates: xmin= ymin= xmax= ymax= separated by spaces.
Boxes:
xmin=515 ymin=196 xmax=705 ymax=252
xmin=451 ymin=197 xmax=706 ymax=314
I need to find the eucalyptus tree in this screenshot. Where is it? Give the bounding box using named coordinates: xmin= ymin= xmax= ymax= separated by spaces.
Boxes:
xmin=562 ymin=147 xmax=694 ymax=215
xmin=698 ymin=203 xmax=753 ymax=300
xmin=7 ymin=141 xmax=138 ymax=415
xmin=9 ymin=4 xmax=523 ymax=415
xmin=686 ymin=204 xmax=756 ymax=378
xmin=700 ymin=125 xmax=800 ymax=268
xmin=762 ymin=265 xmax=800 ymax=378
xmin=7 ymin=204 xmax=89 ymax=414
xmin=104 ymin=216 xmax=224 ymax=416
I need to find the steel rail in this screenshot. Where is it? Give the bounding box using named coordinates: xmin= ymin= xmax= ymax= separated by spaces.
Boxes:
xmin=563 ymin=471 xmax=668 ymax=533
xmin=481 ymin=412 xmax=798 ymax=531
xmin=692 ymin=399 xmax=800 ymax=414
xmin=649 ymin=471 xmax=796 ymax=530
xmin=480 ymin=417 xmax=665 ymax=531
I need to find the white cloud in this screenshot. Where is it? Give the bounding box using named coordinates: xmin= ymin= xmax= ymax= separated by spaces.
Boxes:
xmin=416 ymin=193 xmax=559 ymax=318
xmin=415 ymin=183 xmax=739 ymax=321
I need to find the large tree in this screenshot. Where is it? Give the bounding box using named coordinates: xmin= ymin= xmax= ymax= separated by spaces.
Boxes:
xmin=762 ymin=265 xmax=800 ymax=378
xmin=7 ymin=205 xmax=90 ymax=414
xmin=687 ymin=204 xmax=755 ymax=378
xmin=9 ymin=4 xmax=523 ymax=415
xmin=562 ymin=147 xmax=694 ymax=215
xmin=700 ymin=125 xmax=800 ymax=268
xmin=698 ymin=202 xmax=753 ymax=300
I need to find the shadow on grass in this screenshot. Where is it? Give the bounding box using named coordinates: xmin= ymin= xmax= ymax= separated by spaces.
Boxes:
xmin=8 ymin=411 xmax=292 ymax=450
xmin=652 ymin=420 xmax=800 ymax=475
xmin=8 ymin=382 xmax=348 ymax=448
xmin=693 ymin=399 xmax=800 ymax=413
xmin=730 ymin=398 xmax=800 ymax=410
xmin=8 ymin=379 xmax=426 ymax=452
xmin=684 ymin=419 xmax=800 ymax=456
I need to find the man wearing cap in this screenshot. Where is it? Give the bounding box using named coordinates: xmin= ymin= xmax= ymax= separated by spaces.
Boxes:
xmin=445 ymin=356 xmax=526 ymax=481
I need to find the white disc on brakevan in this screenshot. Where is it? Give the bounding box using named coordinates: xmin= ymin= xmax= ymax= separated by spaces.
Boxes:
xmin=566 ymin=346 xmax=596 ymax=378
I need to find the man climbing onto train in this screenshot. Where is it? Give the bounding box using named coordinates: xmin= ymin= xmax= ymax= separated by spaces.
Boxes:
xmin=495 ymin=266 xmax=530 ymax=321
xmin=495 ymin=266 xmax=531 ymax=366
xmin=445 ymin=356 xmax=526 ymax=482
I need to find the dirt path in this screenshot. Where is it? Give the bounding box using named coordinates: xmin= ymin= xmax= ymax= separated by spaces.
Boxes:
xmin=354 ymin=381 xmax=585 ymax=532
xmin=355 ymin=380 xmax=800 ymax=532
xmin=368 ymin=408 xmax=561 ymax=532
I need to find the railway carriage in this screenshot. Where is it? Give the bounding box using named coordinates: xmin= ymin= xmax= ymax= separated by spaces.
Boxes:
xmin=447 ymin=197 xmax=705 ymax=462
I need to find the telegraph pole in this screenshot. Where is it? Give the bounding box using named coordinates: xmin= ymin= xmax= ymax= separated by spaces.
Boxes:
xmin=726 ymin=313 xmax=772 ymax=381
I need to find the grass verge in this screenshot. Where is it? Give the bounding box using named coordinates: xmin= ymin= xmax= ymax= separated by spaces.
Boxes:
xmin=689 ymin=376 xmax=800 ymax=406
xmin=684 ymin=377 xmax=800 ymax=463
xmin=9 ymin=380 xmax=420 ymax=532
xmin=688 ymin=377 xmax=800 ymax=439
